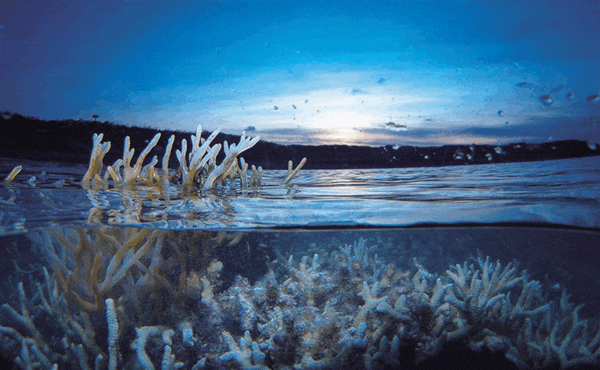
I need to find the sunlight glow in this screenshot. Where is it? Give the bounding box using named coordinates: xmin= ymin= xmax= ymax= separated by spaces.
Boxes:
xmin=328 ymin=127 xmax=363 ymax=143
xmin=306 ymin=109 xmax=374 ymax=130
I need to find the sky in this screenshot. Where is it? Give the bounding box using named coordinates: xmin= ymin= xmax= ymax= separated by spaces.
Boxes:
xmin=1 ymin=0 xmax=599 ymax=146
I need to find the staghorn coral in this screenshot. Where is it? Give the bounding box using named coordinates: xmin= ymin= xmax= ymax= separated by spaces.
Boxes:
xmin=0 ymin=268 xmax=105 ymax=369
xmin=32 ymin=227 xmax=165 ymax=312
xmin=78 ymin=124 xmax=306 ymax=194
xmin=2 ymin=232 xmax=600 ymax=369
xmin=3 ymin=166 xmax=22 ymax=183
xmin=220 ymin=330 xmax=268 ymax=370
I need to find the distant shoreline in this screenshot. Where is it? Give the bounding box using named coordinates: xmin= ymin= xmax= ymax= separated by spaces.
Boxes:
xmin=1 ymin=112 xmax=598 ymax=170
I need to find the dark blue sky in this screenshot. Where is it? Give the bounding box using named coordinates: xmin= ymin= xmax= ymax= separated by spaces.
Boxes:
xmin=1 ymin=0 xmax=599 ymax=146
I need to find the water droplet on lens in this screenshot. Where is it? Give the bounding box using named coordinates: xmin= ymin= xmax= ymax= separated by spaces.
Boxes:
xmin=566 ymin=92 xmax=575 ymax=101
xmin=586 ymin=94 xmax=600 ymax=105
xmin=540 ymin=94 xmax=554 ymax=106
xmin=498 ymin=110 xmax=506 ymax=117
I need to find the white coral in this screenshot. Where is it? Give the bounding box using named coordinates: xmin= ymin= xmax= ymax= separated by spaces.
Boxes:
xmin=202 ymin=131 xmax=260 ymax=190
xmin=220 ymin=331 xmax=268 ymax=370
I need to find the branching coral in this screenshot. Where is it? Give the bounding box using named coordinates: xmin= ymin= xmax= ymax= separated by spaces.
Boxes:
xmin=176 ymin=126 xmax=221 ymax=190
xmin=33 ymin=227 xmax=165 ymax=312
xmin=220 ymin=330 xmax=268 ymax=370
xmin=82 ymin=133 xmax=112 ymax=188
xmin=441 ymin=257 xmax=550 ymax=343
xmin=202 ymin=131 xmax=260 ymax=190
xmin=77 ymin=124 xmax=302 ymax=194
xmin=2 ymin=233 xmax=600 ymax=369
xmin=0 ymin=268 xmax=105 ymax=369
xmin=3 ymin=165 xmax=22 ymax=183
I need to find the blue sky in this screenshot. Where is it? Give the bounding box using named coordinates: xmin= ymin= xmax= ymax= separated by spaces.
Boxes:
xmin=1 ymin=0 xmax=599 ymax=146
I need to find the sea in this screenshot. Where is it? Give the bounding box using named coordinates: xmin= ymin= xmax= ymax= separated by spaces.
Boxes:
xmin=1 ymin=155 xmax=599 ymax=370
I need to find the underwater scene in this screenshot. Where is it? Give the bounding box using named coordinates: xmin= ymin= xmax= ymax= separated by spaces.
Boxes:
xmin=1 ymin=125 xmax=599 ymax=370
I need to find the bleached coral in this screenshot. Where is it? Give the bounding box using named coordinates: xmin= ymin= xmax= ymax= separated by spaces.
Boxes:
xmin=82 ymin=134 xmax=111 ymax=188
xmin=2 ymin=233 xmax=600 ymax=369
xmin=0 ymin=268 xmax=105 ymax=369
xmin=202 ymin=131 xmax=260 ymax=190
xmin=106 ymin=298 xmax=119 ymax=370
xmin=79 ymin=124 xmax=297 ymax=194
xmin=364 ymin=334 xmax=401 ymax=370
xmin=220 ymin=330 xmax=268 ymax=370
xmin=3 ymin=165 xmax=22 ymax=183
xmin=131 ymin=326 xmax=185 ymax=370
xmin=33 ymin=227 xmax=165 ymax=312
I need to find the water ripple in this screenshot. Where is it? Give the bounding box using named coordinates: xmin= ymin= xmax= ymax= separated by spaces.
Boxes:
xmin=1 ymin=156 xmax=599 ymax=233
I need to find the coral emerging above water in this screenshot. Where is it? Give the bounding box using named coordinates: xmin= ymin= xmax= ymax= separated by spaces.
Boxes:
xmin=1 ymin=230 xmax=599 ymax=369
xmin=81 ymin=124 xmax=306 ymax=194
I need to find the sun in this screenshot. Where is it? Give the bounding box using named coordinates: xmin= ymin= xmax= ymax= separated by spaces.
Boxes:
xmin=299 ymin=108 xmax=375 ymax=144
xmin=328 ymin=127 xmax=362 ymax=142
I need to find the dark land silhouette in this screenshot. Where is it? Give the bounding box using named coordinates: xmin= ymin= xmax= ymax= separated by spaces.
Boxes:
xmin=1 ymin=112 xmax=598 ymax=170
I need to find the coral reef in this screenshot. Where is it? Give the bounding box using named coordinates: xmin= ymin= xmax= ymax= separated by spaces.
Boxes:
xmin=80 ymin=124 xmax=306 ymax=193
xmin=1 ymin=232 xmax=600 ymax=369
